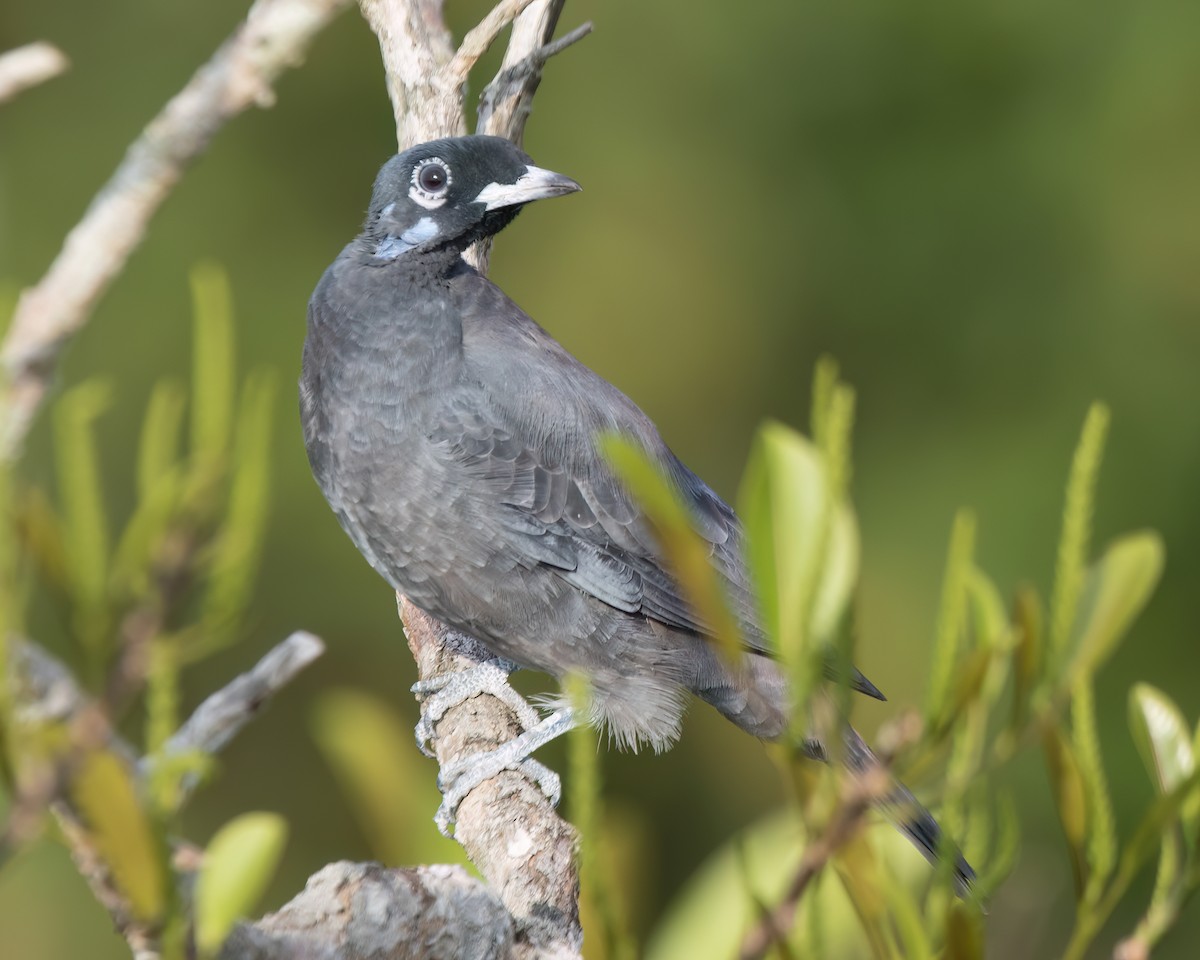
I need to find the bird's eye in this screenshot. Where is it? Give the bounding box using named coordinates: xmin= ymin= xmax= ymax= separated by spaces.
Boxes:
xmin=413 ymin=159 xmax=451 ymax=198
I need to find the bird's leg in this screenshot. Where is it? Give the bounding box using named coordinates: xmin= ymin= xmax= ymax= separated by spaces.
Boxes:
xmin=433 ymin=707 xmax=578 ymax=837
xmin=411 ymin=657 xmax=541 ymax=757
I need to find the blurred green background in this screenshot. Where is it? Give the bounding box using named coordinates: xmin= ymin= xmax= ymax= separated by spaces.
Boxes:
xmin=2 ymin=0 xmax=1198 ymax=956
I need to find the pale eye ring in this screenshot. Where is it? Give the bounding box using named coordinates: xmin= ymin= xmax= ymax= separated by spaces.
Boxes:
xmin=412 ymin=158 xmax=452 ymax=198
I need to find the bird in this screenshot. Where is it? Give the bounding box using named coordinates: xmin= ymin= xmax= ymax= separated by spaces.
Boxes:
xmin=300 ymin=134 xmax=974 ymax=889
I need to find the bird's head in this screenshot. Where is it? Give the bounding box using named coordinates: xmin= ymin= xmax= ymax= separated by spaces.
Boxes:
xmin=363 ymin=135 xmax=581 ymax=261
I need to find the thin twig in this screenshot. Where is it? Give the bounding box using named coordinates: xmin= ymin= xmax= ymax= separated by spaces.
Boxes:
xmin=154 ymin=631 xmax=324 ymax=777
xmin=447 ymin=0 xmax=538 ymax=82
xmin=737 ymin=766 xmax=891 ymax=960
xmin=0 ymin=43 xmax=68 ymax=105
xmin=0 ymin=0 xmax=352 ymax=461
xmin=470 ymin=0 xmax=588 ymax=273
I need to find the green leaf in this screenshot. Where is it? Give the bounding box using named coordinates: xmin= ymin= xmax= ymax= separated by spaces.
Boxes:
xmin=646 ymin=811 xmax=915 ymax=960
xmin=943 ymin=901 xmax=985 ymax=960
xmin=976 ymin=790 xmax=1021 ymax=899
xmin=189 ymin=262 xmax=236 ymax=467
xmin=737 ymin=421 xmax=859 ymax=661
xmin=926 ymin=510 xmax=976 ymax=725
xmin=53 ymin=381 xmax=113 ymax=658
xmin=1048 ymin=403 xmax=1109 ymax=679
xmin=603 ymin=434 xmax=743 ymax=663
xmin=194 ymin=812 xmax=288 ymax=957
xmin=1073 ymin=680 xmax=1117 ymax=902
xmin=1130 ymin=684 xmax=1195 ymax=798
xmin=1043 ymin=727 xmax=1089 ymax=899
xmin=880 ymin=875 xmax=934 ymax=960
xmin=16 ymin=486 xmax=70 ymax=593
xmin=137 ymin=380 xmax=187 ymax=502
xmin=1010 ymin=586 xmax=1044 ymax=733
xmin=1129 ymin=682 xmax=1198 ymax=891
xmin=194 ymin=369 xmax=276 ymax=656
xmin=1067 ymin=532 xmax=1164 ymax=683
xmin=71 ymin=750 xmax=167 ymax=923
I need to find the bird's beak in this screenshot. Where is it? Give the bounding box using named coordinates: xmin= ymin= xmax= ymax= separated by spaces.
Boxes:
xmin=474 ymin=165 xmax=582 ymax=211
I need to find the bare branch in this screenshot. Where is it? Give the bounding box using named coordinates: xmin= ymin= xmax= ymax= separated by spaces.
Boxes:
xmin=447 ymin=0 xmax=538 ymax=83
xmin=470 ymin=0 xmax=587 ymax=273
xmin=0 ymin=42 xmax=68 ymax=105
xmin=357 ymin=0 xmax=463 ymax=149
xmin=155 ymin=631 xmax=324 ymax=769
xmin=400 ymin=599 xmax=582 ymax=959
xmin=223 ymin=862 xmax=515 ymax=960
xmin=0 ymin=0 xmax=353 ymax=461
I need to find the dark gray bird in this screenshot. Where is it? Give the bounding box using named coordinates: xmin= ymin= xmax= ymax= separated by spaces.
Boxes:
xmin=301 ymin=134 xmax=973 ymax=889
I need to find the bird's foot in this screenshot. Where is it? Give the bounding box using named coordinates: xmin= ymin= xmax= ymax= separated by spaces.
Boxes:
xmin=411 ymin=657 xmax=539 ymax=758
xmin=433 ymin=707 xmax=577 ymax=837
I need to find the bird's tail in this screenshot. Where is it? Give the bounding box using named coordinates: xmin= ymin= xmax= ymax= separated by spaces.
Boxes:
xmin=839 ymin=725 xmax=976 ymax=894
xmin=692 ymin=652 xmax=975 ymax=894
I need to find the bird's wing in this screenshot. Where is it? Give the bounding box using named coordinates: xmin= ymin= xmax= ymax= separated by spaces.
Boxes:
xmin=429 ymin=274 xmax=768 ymax=648
xmin=429 ymin=400 xmax=765 ymax=643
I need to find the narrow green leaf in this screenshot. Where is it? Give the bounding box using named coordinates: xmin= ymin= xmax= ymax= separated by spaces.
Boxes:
xmin=809 ymin=355 xmax=839 ymax=451
xmin=737 ymin=422 xmax=859 ymax=662
xmin=1010 ymin=586 xmax=1044 ymax=733
xmin=1048 ymin=403 xmax=1109 ymax=680
xmin=880 ymin=874 xmax=934 ymax=960
xmin=1073 ymin=680 xmax=1117 ymax=901
xmin=109 ymin=466 xmax=182 ymax=598
xmin=195 ymin=812 xmax=288 ymax=957
xmin=71 ymin=750 xmax=167 ymax=923
xmin=976 ymin=790 xmax=1020 ymax=899
xmin=16 ymin=486 xmax=70 ymax=593
xmin=603 ymin=434 xmax=743 ymax=663
xmin=1043 ymin=727 xmax=1090 ymax=898
xmin=832 ymin=838 xmax=896 ymax=960
xmin=943 ymin=901 xmax=985 ymax=960
xmin=189 ymin=262 xmax=236 ymax=466
xmin=137 ymin=380 xmax=187 ymax=502
xmin=1100 ymin=767 xmax=1200 ymax=921
xmin=926 ymin=510 xmax=976 ymax=725
xmin=194 ymin=370 xmax=276 ymax=656
xmin=1067 ymin=532 xmax=1164 ymax=683
xmin=54 ymin=381 xmax=113 ymax=658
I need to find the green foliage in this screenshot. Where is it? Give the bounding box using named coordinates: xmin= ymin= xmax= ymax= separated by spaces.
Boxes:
xmin=1046 ymin=402 xmax=1109 ymax=686
xmin=71 ymin=749 xmax=168 ymax=924
xmin=738 ymin=421 xmax=860 ymax=712
xmin=925 ymin=510 xmax=976 ymax=729
xmin=613 ymin=366 xmax=1185 ymax=960
xmin=601 ymin=434 xmax=744 ymax=664
xmin=0 ymin=266 xmax=281 ymax=958
xmin=194 ymin=812 xmax=288 ymax=958
xmin=53 ymin=381 xmax=114 ymax=670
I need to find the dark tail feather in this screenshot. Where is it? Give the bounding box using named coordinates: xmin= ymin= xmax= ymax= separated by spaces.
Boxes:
xmin=693 ymin=649 xmax=975 ymax=893
xmin=841 ymin=726 xmax=976 ymax=895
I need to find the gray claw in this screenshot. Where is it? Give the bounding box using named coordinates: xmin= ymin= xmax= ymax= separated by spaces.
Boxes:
xmin=411 ymin=658 xmax=538 ymax=757
xmin=429 ymin=708 xmax=577 ymax=837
